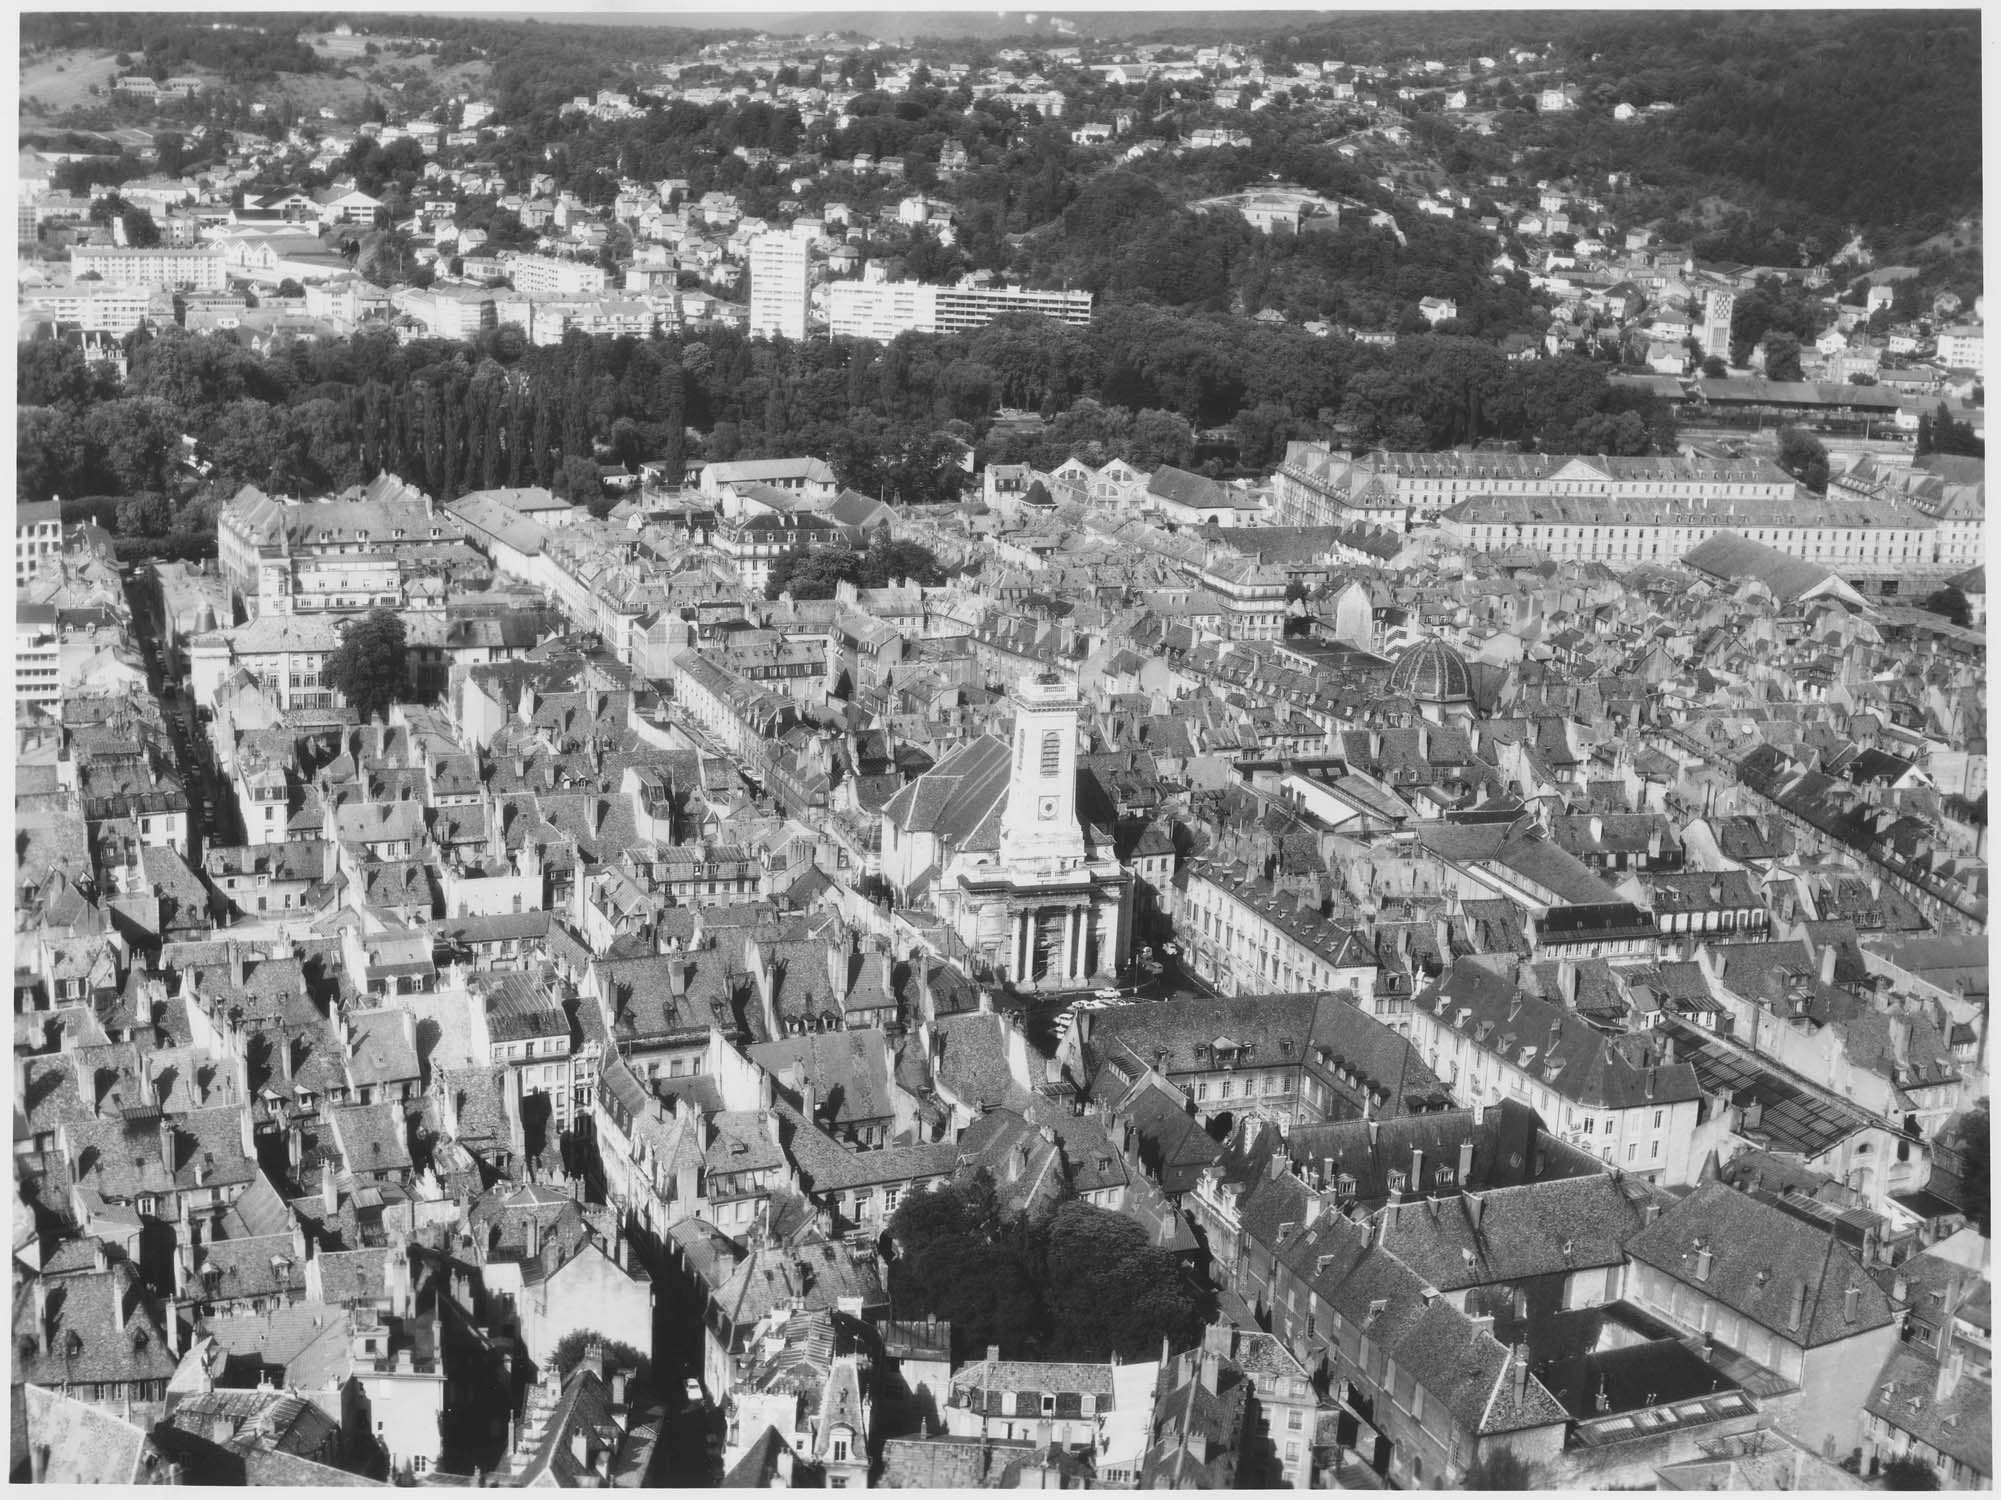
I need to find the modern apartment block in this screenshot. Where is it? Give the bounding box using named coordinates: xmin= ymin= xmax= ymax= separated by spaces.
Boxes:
xmin=748 ymin=231 xmax=809 ymax=340
xmin=827 ymin=277 xmax=1093 ymax=340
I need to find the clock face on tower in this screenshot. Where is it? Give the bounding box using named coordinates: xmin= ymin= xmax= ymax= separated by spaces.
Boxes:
xmin=1038 ymin=796 xmax=1059 ymax=820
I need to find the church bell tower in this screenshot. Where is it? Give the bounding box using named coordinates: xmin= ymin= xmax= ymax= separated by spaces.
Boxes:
xmin=998 ymin=672 xmax=1085 ymax=869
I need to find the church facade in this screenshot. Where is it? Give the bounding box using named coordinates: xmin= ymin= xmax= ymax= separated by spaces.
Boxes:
xmin=880 ymin=673 xmax=1132 ymax=991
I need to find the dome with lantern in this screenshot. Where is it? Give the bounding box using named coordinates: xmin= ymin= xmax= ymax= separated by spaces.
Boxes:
xmin=1386 ymin=635 xmax=1474 ymax=705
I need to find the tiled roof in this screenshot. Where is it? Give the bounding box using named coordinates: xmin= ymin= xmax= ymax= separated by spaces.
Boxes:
xmin=1627 ymin=1181 xmax=1896 ymax=1348
xmin=950 ymin=1356 xmax=1116 ymax=1400
xmin=880 ymin=734 xmax=1011 ymax=847
xmin=12 ymin=1264 xmax=178 ymax=1389
xmin=1418 ymin=960 xmax=1701 ymax=1110
xmin=20 ymin=1385 xmax=159 ymax=1484
xmin=1375 ymin=1172 xmax=1659 ymax=1289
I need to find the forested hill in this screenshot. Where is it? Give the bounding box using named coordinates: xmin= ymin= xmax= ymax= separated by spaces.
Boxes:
xmin=1544 ymin=11 xmax=1979 ymax=229
xmin=1270 ymin=10 xmax=1979 ymax=238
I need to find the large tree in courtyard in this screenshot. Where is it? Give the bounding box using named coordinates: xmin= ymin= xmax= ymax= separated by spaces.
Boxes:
xmin=322 ymin=607 xmax=409 ymax=722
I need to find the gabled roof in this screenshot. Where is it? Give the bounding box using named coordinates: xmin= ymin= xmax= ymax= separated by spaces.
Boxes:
xmin=879 ymin=733 xmax=1010 ymax=846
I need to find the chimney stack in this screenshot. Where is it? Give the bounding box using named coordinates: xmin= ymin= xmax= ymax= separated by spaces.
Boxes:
xmin=1787 ymin=1280 xmax=1807 ymax=1332
xmin=1410 ymin=1147 xmax=1425 ymax=1194
xmin=1936 ymin=1270 xmax=1964 ymax=1360
xmin=1458 ymin=1138 xmax=1474 ymax=1185
xmin=1937 ymin=1347 xmax=1965 ymax=1403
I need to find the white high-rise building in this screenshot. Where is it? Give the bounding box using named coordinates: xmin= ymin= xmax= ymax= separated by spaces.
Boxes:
xmin=1701 ymin=289 xmax=1735 ymax=366
xmin=748 ymin=231 xmax=808 ymax=340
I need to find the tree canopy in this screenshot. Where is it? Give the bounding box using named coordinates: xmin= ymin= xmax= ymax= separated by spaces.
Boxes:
xmin=321 ymin=608 xmax=409 ymax=723
xmin=1463 ymin=1448 xmax=1538 ymax=1489
xmin=1955 ymin=1101 xmax=1989 ymax=1236
xmin=766 ymin=533 xmax=946 ymax=600
xmin=1882 ymin=1454 xmax=1942 ymax=1491
xmin=885 ymin=1170 xmax=1210 ymax=1363
xmin=1776 ymin=427 xmax=1829 ymax=493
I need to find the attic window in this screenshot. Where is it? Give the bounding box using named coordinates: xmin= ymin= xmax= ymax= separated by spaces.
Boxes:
xmin=1387 ymin=1170 xmax=1408 ymax=1192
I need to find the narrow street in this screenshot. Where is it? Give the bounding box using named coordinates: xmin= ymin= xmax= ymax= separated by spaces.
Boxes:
xmin=123 ymin=565 xmax=235 ymax=860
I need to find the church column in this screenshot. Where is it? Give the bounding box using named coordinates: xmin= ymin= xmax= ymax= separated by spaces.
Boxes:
xmin=1014 ymin=910 xmax=1030 ymax=983
xmin=1068 ymin=907 xmax=1085 ymax=985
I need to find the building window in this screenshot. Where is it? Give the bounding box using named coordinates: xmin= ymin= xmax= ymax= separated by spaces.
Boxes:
xmin=1040 ymin=730 xmax=1061 ymax=776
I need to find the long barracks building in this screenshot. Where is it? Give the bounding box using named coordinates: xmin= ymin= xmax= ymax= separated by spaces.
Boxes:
xmin=1272 ymin=444 xmax=1797 ymax=529
xmin=1434 ymin=492 xmax=1936 ymax=570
